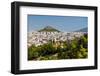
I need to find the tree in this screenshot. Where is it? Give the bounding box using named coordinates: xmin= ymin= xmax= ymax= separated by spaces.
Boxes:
xmin=28 ymin=34 xmax=88 ymax=60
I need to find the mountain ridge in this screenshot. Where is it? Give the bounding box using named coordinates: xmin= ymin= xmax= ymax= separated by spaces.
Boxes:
xmin=75 ymin=27 xmax=88 ymax=32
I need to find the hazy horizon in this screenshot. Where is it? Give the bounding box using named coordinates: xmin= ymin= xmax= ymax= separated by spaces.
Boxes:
xmin=28 ymin=15 xmax=88 ymax=32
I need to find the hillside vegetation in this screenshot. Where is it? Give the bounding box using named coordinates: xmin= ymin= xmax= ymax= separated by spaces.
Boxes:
xmin=28 ymin=34 xmax=88 ymax=60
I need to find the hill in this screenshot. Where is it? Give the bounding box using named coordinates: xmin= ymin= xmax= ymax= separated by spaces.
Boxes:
xmin=38 ymin=26 xmax=60 ymax=32
xmin=75 ymin=27 xmax=88 ymax=32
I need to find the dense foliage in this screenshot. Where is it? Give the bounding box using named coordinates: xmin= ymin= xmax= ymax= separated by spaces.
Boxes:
xmin=28 ymin=34 xmax=88 ymax=60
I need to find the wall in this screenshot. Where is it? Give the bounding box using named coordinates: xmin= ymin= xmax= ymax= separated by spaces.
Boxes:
xmin=0 ymin=0 xmax=99 ymax=76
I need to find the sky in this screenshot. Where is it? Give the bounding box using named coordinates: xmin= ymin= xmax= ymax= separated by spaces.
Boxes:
xmin=28 ymin=15 xmax=88 ymax=32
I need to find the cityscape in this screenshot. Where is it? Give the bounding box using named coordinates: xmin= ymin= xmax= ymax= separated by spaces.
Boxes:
xmin=28 ymin=26 xmax=87 ymax=47
xmin=27 ymin=15 xmax=88 ymax=61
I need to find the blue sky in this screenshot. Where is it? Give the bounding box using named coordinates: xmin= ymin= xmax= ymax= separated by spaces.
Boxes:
xmin=28 ymin=15 xmax=88 ymax=32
